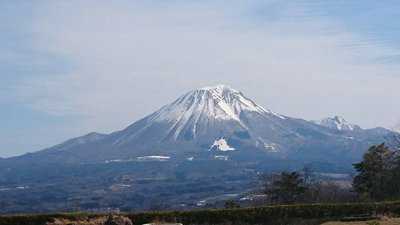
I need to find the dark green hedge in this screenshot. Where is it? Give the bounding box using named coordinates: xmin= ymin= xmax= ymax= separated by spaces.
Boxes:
xmin=1 ymin=201 xmax=400 ymax=225
xmin=129 ymin=201 xmax=400 ymax=225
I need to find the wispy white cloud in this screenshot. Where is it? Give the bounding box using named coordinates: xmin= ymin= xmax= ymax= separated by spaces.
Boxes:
xmin=15 ymin=0 xmax=400 ymax=134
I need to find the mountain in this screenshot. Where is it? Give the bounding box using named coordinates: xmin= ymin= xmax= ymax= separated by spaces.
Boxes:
xmin=6 ymin=85 xmax=395 ymax=165
xmin=0 ymin=84 xmax=398 ymax=214
xmin=312 ymin=116 xmax=361 ymax=131
xmin=43 ymin=132 xmax=108 ymax=152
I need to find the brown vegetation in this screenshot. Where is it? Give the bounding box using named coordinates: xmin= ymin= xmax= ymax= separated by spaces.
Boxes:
xmin=322 ymin=217 xmax=400 ymax=225
xmin=46 ymin=215 xmax=132 ymax=225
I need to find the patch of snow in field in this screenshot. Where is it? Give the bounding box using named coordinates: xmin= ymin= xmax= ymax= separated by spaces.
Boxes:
xmin=136 ymin=155 xmax=171 ymax=161
xmin=196 ymin=200 xmax=207 ymax=207
xmin=316 ymin=173 xmax=350 ymax=179
xmin=344 ymin=136 xmax=354 ymax=140
xmin=0 ymin=186 xmax=29 ymax=192
xmin=16 ymin=186 xmax=29 ymax=190
xmin=105 ymin=159 xmax=125 ymax=163
xmin=264 ymin=143 xmax=279 ymax=152
xmin=214 ymin=155 xmax=229 ymax=161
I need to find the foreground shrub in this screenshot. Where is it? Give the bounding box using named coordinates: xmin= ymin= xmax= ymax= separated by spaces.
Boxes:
xmin=129 ymin=201 xmax=400 ymax=225
xmin=1 ymin=201 xmax=400 ymax=225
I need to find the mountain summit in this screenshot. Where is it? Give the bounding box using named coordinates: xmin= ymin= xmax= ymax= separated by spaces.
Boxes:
xmin=135 ymin=84 xmax=285 ymax=141
xmin=313 ymin=116 xmax=361 ymax=131
xmin=9 ymin=85 xmax=395 ymax=164
xmin=160 ymin=84 xmax=285 ymax=123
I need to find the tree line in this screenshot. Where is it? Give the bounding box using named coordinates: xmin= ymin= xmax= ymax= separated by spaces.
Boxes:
xmin=258 ymin=142 xmax=400 ymax=205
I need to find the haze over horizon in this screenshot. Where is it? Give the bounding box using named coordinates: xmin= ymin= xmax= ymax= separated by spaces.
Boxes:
xmin=1 ymin=0 xmax=400 ymax=157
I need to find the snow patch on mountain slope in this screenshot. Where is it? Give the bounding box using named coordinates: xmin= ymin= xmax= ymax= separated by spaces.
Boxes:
xmin=214 ymin=155 xmax=229 ymax=160
xmin=210 ymin=138 xmax=235 ymax=151
xmin=137 ymin=156 xmax=171 ymax=161
xmin=256 ymin=139 xmax=279 ymax=153
xmin=264 ymin=143 xmax=279 ymax=153
xmin=104 ymin=156 xmax=171 ymax=163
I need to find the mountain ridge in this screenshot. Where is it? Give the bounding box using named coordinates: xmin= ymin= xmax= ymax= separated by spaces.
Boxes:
xmin=6 ymin=85 xmax=396 ymax=165
xmin=312 ymin=116 xmax=361 ymax=131
xmin=1 ymin=84 xmax=398 ymax=213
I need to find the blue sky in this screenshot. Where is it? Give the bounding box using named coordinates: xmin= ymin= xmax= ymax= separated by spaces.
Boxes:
xmin=1 ymin=0 xmax=400 ymax=157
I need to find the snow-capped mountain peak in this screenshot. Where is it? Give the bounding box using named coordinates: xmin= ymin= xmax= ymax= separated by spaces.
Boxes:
xmin=199 ymin=84 xmax=235 ymax=92
xmin=112 ymin=84 xmax=290 ymax=147
xmin=314 ymin=116 xmax=360 ymax=131
xmin=116 ymin=85 xmax=287 ymax=144
xmin=153 ymin=84 xmax=284 ymax=122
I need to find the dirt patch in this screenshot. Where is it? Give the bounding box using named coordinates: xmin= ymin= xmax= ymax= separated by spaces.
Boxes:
xmin=46 ymin=215 xmax=133 ymax=225
xmin=322 ymin=217 xmax=400 ymax=225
